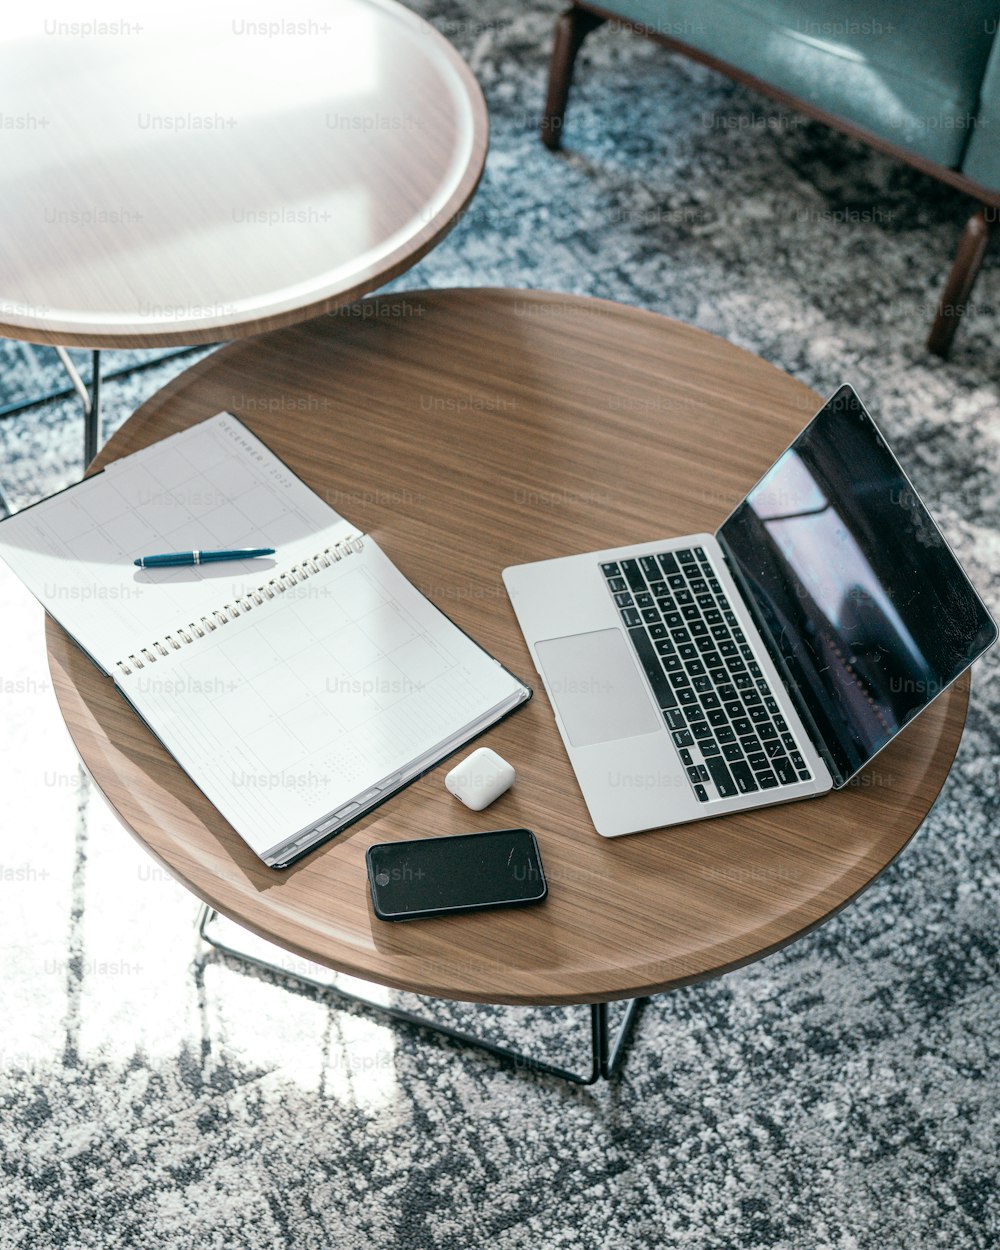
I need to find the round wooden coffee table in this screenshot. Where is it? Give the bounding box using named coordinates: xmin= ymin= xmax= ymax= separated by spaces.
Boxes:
xmin=45 ymin=291 xmax=970 ymax=1081
xmin=0 ymin=0 xmax=486 ymax=349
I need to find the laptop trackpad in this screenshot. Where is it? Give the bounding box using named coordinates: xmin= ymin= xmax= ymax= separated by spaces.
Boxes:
xmin=535 ymin=629 xmax=662 ymax=747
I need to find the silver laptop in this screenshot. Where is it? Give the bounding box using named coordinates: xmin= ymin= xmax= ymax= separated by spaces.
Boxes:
xmin=503 ymin=386 xmax=997 ymax=837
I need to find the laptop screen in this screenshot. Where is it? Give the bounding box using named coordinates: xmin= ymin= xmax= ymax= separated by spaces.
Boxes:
xmin=718 ymin=385 xmax=996 ymax=786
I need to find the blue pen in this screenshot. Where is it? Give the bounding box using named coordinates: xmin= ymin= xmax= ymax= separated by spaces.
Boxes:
xmin=134 ymin=547 xmax=275 ymax=568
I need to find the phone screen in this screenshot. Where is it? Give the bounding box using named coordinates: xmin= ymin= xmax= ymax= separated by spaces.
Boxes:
xmin=366 ymin=828 xmax=547 ymax=920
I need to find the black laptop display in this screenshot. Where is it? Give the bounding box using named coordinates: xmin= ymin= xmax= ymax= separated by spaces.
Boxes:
xmin=719 ymin=385 xmax=997 ymax=786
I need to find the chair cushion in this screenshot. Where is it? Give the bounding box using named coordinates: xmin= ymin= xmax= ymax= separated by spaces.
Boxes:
xmin=588 ymin=0 xmax=999 ymax=167
xmin=962 ymin=32 xmax=1000 ymax=190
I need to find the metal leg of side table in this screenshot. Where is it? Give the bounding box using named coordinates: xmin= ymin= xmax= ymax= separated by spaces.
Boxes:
xmin=196 ymin=905 xmax=644 ymax=1085
xmin=54 ymin=346 xmax=102 ymax=467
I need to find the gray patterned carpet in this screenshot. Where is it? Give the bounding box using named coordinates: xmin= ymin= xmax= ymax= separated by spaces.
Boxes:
xmin=1 ymin=2 xmax=998 ymax=1247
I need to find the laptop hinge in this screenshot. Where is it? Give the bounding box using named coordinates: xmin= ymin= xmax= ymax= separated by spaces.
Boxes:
xmin=714 ymin=532 xmax=847 ymax=788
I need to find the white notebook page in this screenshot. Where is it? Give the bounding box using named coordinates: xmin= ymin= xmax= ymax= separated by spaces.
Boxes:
xmin=116 ymin=539 xmax=525 ymax=857
xmin=0 ymin=414 xmax=355 ymax=673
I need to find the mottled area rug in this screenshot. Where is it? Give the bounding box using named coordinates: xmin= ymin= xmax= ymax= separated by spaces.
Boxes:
xmin=1 ymin=2 xmax=998 ymax=1247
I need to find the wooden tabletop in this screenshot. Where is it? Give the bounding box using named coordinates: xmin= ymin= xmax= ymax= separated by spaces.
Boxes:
xmin=46 ymin=290 xmax=970 ymax=1004
xmin=0 ymin=1 xmax=486 ymax=348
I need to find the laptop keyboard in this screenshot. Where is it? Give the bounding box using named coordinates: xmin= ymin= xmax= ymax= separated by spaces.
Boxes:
xmin=600 ymin=546 xmax=812 ymax=804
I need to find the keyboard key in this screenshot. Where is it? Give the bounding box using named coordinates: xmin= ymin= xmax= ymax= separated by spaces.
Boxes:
xmin=685 ymin=660 xmax=706 ymax=676
xmin=733 ymin=718 xmax=753 ymax=737
xmin=627 ymin=627 xmax=679 ymax=709
xmin=748 ymin=661 xmax=763 ymax=678
xmin=686 ymin=705 xmax=706 ymax=722
xmin=701 ymin=691 xmax=720 ymax=708
xmin=689 ymin=579 xmax=708 ymax=595
xmin=708 ymin=579 xmax=722 ymax=593
xmin=675 ymin=589 xmax=693 ymax=606
xmin=696 ymin=636 xmax=717 ymax=652
xmin=701 ymin=740 xmax=721 ymax=756
xmin=694 ymin=546 xmax=706 ymax=560
xmin=697 ymin=594 xmax=715 ymax=609
xmin=705 ymin=756 xmax=737 ymax=797
xmin=689 ymin=621 xmax=708 ymax=637
xmin=691 ymin=722 xmax=713 ymax=740
xmin=683 ymin=606 xmax=701 ymax=622
xmin=742 ymin=690 xmax=761 ymax=706
xmin=679 ymin=643 xmax=698 ymax=661
xmin=781 ymin=733 xmax=796 ymax=751
xmin=693 ymin=675 xmax=713 ymax=693
xmin=697 ymin=764 xmax=710 ymax=783
xmin=639 ymin=556 xmax=661 ymax=580
xmin=666 ymin=612 xmax=683 ymax=629
xmin=711 ymin=625 xmax=730 ymax=641
xmin=707 ymin=708 xmax=727 ymax=727
xmin=719 ymin=640 xmax=737 ymax=657
xmin=724 ymin=701 xmax=743 ymax=718
xmin=759 ymin=723 xmax=778 ymax=740
xmin=671 ymin=627 xmax=690 ymax=642
xmin=649 ymin=623 xmax=668 ymax=639
xmin=773 ymin=757 xmax=797 ymax=785
xmin=621 ymin=608 xmax=641 ymax=627
xmin=650 ymin=581 xmax=668 ymax=597
xmin=726 ymin=657 xmax=746 ymax=673
xmin=758 ymin=771 xmax=779 ymax=788
xmin=747 ymin=752 xmax=767 ymax=770
xmin=687 ymin=766 xmax=702 ymax=784
xmin=657 ymin=597 xmax=675 ymax=613
xmin=642 ymin=609 xmax=660 ymax=624
xmin=798 ymin=770 xmax=811 ymax=781
xmin=619 ymin=559 xmax=646 ymax=594
xmin=678 ymin=688 xmax=697 ymax=705
xmin=716 ymin=725 xmax=736 ymax=744
xmin=730 ymin=761 xmax=758 ymax=794
xmin=677 ymin=549 xmax=696 ymax=564
xmin=774 ymin=715 xmax=789 ymax=732
xmin=670 ymin=672 xmax=690 ymax=689
xmin=608 ymin=577 xmax=626 ymax=593
xmin=663 ymin=656 xmax=682 ymax=672
xmin=655 ymin=639 xmax=674 ymax=655
xmin=615 ymin=592 xmax=634 ymax=608
xmin=601 ymin=562 xmax=620 ymax=577
xmin=722 ymin=742 xmax=743 ymax=762
xmin=790 ymin=751 xmax=806 ymax=770
xmin=668 ymin=574 xmax=686 ymax=590
xmin=764 ymin=696 xmax=780 ymax=714
xmin=658 ymin=552 xmax=679 ymax=577
xmin=740 ymin=646 xmax=754 ymax=660
xmin=635 ymin=592 xmax=653 ymax=609
xmin=665 ymin=709 xmax=686 ymax=731
xmin=694 ymin=783 xmax=709 ymax=803
xmin=672 ymin=729 xmax=693 ymax=748
xmin=764 ymin=739 xmax=784 ymax=759
xmin=705 ymin=608 xmax=722 ymax=625
xmin=679 ymin=747 xmax=693 ymax=766
xmin=749 ymin=706 xmax=769 ymax=724
xmin=740 ymin=735 xmax=760 ymax=753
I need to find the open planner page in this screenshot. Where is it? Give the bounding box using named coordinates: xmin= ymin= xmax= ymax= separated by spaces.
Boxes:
xmin=0 ymin=413 xmax=357 ymax=675
xmin=115 ymin=539 xmax=528 ymax=862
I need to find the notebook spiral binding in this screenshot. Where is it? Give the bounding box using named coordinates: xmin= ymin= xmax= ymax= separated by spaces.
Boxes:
xmin=115 ymin=534 xmax=364 ymax=678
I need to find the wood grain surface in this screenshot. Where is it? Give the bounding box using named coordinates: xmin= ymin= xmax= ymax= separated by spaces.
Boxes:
xmin=45 ymin=290 xmax=971 ymax=1004
xmin=0 ymin=1 xmax=487 ymax=348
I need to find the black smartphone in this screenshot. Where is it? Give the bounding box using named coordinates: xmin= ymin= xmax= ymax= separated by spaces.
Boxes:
xmin=366 ymin=828 xmax=547 ymax=921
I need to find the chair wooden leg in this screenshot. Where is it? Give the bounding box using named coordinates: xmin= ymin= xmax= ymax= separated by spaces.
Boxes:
xmin=927 ymin=207 xmax=993 ymax=358
xmin=541 ymin=6 xmax=607 ymax=150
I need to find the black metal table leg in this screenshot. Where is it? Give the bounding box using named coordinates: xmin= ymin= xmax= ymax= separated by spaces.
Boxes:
xmin=196 ymin=905 xmax=644 ymax=1085
xmin=84 ymin=349 xmax=101 ymax=466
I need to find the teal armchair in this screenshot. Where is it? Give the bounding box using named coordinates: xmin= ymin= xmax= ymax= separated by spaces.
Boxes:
xmin=542 ymin=1 xmax=1000 ymax=356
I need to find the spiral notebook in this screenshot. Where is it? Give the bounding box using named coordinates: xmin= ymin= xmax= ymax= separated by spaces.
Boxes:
xmin=0 ymin=413 xmax=531 ymax=866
